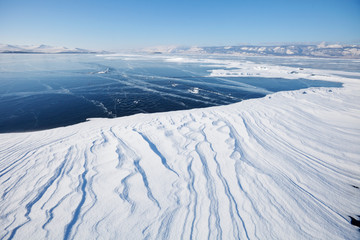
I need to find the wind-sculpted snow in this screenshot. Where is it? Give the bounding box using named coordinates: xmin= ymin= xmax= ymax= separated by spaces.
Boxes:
xmin=0 ymin=61 xmax=360 ymax=239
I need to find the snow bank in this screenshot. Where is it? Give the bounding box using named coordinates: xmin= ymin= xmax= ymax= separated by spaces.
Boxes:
xmin=0 ymin=57 xmax=359 ymax=239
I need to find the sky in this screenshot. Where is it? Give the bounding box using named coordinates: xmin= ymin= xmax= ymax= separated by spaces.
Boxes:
xmin=0 ymin=0 xmax=359 ymax=51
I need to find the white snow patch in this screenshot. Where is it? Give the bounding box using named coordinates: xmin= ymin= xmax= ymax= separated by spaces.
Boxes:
xmin=286 ymin=49 xmax=294 ymax=55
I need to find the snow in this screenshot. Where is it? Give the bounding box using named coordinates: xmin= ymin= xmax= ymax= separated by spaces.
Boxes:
xmin=165 ymin=55 xmax=360 ymax=80
xmin=317 ymin=42 xmax=343 ymax=49
xmin=0 ymin=56 xmax=360 ymax=239
xmin=286 ymin=49 xmax=294 ymax=55
xmin=97 ymin=68 xmax=110 ymax=74
xmin=188 ymin=47 xmax=204 ymax=53
xmin=345 ymin=48 xmax=360 ymax=56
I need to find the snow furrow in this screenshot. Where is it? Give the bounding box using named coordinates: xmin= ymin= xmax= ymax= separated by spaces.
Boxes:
xmin=135 ymin=130 xmax=179 ymax=177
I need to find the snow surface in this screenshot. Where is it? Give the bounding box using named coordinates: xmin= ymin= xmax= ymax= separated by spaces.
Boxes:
xmin=0 ymin=56 xmax=360 ymax=239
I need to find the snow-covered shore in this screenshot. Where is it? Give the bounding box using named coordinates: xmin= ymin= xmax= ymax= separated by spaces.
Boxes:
xmin=0 ymin=57 xmax=359 ymax=239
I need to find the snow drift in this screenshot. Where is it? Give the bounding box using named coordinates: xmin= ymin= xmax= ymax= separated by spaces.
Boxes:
xmin=0 ymin=57 xmax=359 ymax=239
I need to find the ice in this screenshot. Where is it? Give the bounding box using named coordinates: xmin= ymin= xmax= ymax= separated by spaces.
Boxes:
xmin=97 ymin=68 xmax=110 ymax=74
xmin=188 ymin=87 xmax=200 ymax=94
xmin=0 ymin=57 xmax=359 ymax=239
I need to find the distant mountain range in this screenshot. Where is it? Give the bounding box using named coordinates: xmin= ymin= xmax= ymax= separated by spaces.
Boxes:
xmin=143 ymin=43 xmax=360 ymax=58
xmin=2 ymin=43 xmax=360 ymax=58
xmin=0 ymin=44 xmax=107 ymax=54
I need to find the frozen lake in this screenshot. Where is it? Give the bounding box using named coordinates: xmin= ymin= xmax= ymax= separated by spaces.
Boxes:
xmin=0 ymin=54 xmax=343 ymax=132
xmin=0 ymin=54 xmax=359 ymax=239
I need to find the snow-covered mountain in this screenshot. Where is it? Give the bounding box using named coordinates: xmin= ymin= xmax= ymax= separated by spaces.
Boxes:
xmin=0 ymin=44 xmax=104 ymax=54
xmin=143 ymin=43 xmax=360 ymax=58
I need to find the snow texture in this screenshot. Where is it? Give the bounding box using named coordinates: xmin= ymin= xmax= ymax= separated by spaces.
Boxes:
xmin=0 ymin=57 xmax=359 ymax=239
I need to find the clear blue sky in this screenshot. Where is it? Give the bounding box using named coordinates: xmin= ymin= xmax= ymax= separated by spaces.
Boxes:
xmin=0 ymin=0 xmax=359 ymax=50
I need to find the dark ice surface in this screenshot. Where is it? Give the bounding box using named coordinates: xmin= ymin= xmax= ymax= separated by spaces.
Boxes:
xmin=0 ymin=54 xmax=343 ymax=132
